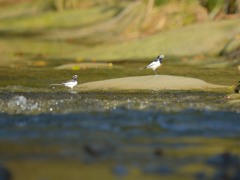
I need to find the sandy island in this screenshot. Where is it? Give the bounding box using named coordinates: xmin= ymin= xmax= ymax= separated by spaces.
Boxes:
xmin=75 ymin=75 xmax=228 ymax=92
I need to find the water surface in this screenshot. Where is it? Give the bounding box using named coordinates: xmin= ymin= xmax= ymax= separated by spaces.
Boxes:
xmin=0 ymin=61 xmax=239 ymax=180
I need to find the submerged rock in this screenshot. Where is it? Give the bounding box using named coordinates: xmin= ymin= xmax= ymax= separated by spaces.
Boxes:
xmin=206 ymin=152 xmax=240 ymax=180
xmin=83 ymin=142 xmax=115 ymax=158
xmin=0 ymin=166 xmax=11 ymax=180
xmin=154 ymin=148 xmax=164 ymax=157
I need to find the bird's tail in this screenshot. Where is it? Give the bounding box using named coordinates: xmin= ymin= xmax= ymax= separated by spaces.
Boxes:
xmin=138 ymin=66 xmax=147 ymax=72
xmin=138 ymin=67 xmax=143 ymax=72
xmin=49 ymin=84 xmax=63 ymax=86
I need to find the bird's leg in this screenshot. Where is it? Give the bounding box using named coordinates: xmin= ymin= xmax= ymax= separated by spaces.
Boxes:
xmin=154 ymin=70 xmax=157 ymax=76
xmin=68 ymin=87 xmax=73 ymax=93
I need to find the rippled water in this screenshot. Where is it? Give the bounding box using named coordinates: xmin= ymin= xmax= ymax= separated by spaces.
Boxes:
xmin=0 ymin=61 xmax=239 ymax=179
xmin=0 ymin=90 xmax=236 ymax=114
xmin=1 ymin=104 xmax=240 ymax=140
xmin=0 ymin=89 xmax=239 ymax=179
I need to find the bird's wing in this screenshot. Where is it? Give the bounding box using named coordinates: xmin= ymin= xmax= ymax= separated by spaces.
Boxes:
xmin=146 ymin=61 xmax=158 ymax=68
xmin=62 ymin=79 xmax=74 ymax=84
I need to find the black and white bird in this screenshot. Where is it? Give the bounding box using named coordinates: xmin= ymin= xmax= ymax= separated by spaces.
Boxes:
xmin=144 ymin=55 xmax=165 ymax=75
xmin=51 ymin=75 xmax=78 ymax=89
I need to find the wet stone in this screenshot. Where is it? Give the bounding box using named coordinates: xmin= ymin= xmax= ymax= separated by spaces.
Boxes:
xmin=83 ymin=142 xmax=115 ymax=158
xmin=206 ymin=152 xmax=240 ymax=180
xmin=154 ymin=148 xmax=164 ymax=157
xmin=0 ymin=166 xmax=11 ymax=180
xmin=206 ymin=152 xmax=240 ymax=168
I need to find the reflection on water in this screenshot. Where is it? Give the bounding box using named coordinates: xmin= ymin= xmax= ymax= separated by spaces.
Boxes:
xmin=0 ymin=90 xmax=239 ymax=179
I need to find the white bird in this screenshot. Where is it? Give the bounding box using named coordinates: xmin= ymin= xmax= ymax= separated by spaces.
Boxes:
xmin=50 ymin=75 xmax=78 ymax=89
xmin=144 ymin=55 xmax=165 ymax=75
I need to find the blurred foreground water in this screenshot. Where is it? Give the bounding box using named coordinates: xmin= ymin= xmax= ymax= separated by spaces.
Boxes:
xmin=0 ymin=88 xmax=239 ymax=180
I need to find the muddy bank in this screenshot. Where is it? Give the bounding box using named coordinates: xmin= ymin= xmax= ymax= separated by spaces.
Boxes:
xmin=76 ymin=75 xmax=228 ymax=92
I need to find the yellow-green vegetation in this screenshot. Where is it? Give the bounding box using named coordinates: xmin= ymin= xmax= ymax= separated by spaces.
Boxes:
xmin=71 ymin=19 xmax=240 ymax=60
xmin=0 ymin=0 xmax=203 ymax=36
xmin=0 ymin=4 xmax=121 ymax=34
xmin=0 ymin=0 xmax=239 ymax=66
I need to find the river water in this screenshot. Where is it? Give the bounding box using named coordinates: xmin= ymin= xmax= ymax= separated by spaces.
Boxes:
xmin=0 ymin=64 xmax=239 ymax=180
xmin=0 ymin=88 xmax=239 ymax=180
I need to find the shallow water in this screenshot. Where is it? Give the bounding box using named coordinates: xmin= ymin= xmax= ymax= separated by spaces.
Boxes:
xmin=0 ymin=88 xmax=239 ymax=179
xmin=0 ymin=61 xmax=239 ymax=179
